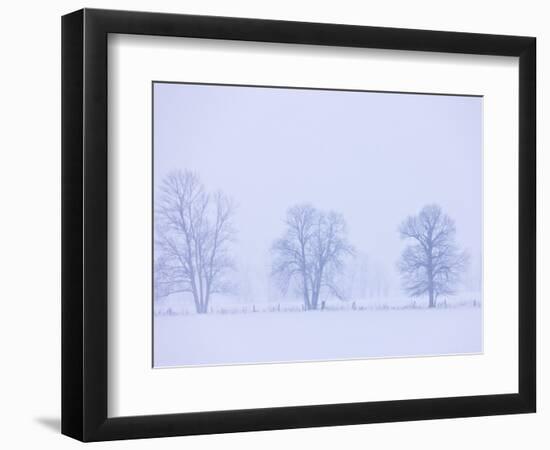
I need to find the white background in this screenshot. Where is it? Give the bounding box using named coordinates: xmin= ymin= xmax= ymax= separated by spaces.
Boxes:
xmin=0 ymin=0 xmax=546 ymax=449
xmin=109 ymin=35 xmax=517 ymax=417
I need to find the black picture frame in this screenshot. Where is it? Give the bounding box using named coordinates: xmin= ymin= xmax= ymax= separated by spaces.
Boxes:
xmin=62 ymin=8 xmax=536 ymax=442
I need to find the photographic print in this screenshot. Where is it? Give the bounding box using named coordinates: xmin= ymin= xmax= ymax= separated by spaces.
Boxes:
xmin=153 ymin=82 xmax=482 ymax=368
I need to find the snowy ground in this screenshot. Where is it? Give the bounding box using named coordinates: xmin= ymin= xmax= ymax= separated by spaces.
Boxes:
xmin=154 ymin=292 xmax=481 ymax=315
xmin=154 ymin=307 xmax=482 ymax=367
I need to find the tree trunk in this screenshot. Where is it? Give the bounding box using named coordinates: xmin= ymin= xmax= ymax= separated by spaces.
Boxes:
xmin=191 ymin=291 xmax=201 ymax=314
xmin=428 ymin=288 xmax=435 ymax=308
xmin=302 ymin=277 xmax=311 ymax=310
xmin=311 ymin=289 xmax=319 ymax=310
xmin=203 ymin=284 xmax=211 ymax=314
xmin=427 ymin=252 xmax=435 ymax=308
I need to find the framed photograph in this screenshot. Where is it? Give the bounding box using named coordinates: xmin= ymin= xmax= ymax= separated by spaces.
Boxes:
xmin=62 ymin=8 xmax=536 ymax=442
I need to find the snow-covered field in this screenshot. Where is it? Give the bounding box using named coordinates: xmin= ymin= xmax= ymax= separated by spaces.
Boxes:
xmin=154 ymin=307 xmax=482 ymax=367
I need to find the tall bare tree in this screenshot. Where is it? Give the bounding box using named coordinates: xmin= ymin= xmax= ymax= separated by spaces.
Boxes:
xmin=155 ymin=170 xmax=235 ymax=313
xmin=398 ymin=204 xmax=468 ymax=308
xmin=272 ymin=204 xmax=354 ymax=310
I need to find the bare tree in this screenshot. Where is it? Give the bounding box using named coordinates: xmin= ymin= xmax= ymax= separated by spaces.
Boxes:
xmin=398 ymin=204 xmax=468 ymax=308
xmin=272 ymin=204 xmax=354 ymax=310
xmin=155 ymin=170 xmax=236 ymax=314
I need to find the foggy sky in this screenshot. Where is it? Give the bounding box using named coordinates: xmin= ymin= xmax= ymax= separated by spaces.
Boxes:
xmin=153 ymin=82 xmax=482 ymax=296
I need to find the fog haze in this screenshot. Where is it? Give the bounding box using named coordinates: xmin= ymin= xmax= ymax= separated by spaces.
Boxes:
xmin=153 ymin=82 xmax=482 ymax=301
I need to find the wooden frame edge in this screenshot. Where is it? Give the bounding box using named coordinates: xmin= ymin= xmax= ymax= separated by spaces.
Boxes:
xmin=61 ymin=8 xmax=536 ymax=442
